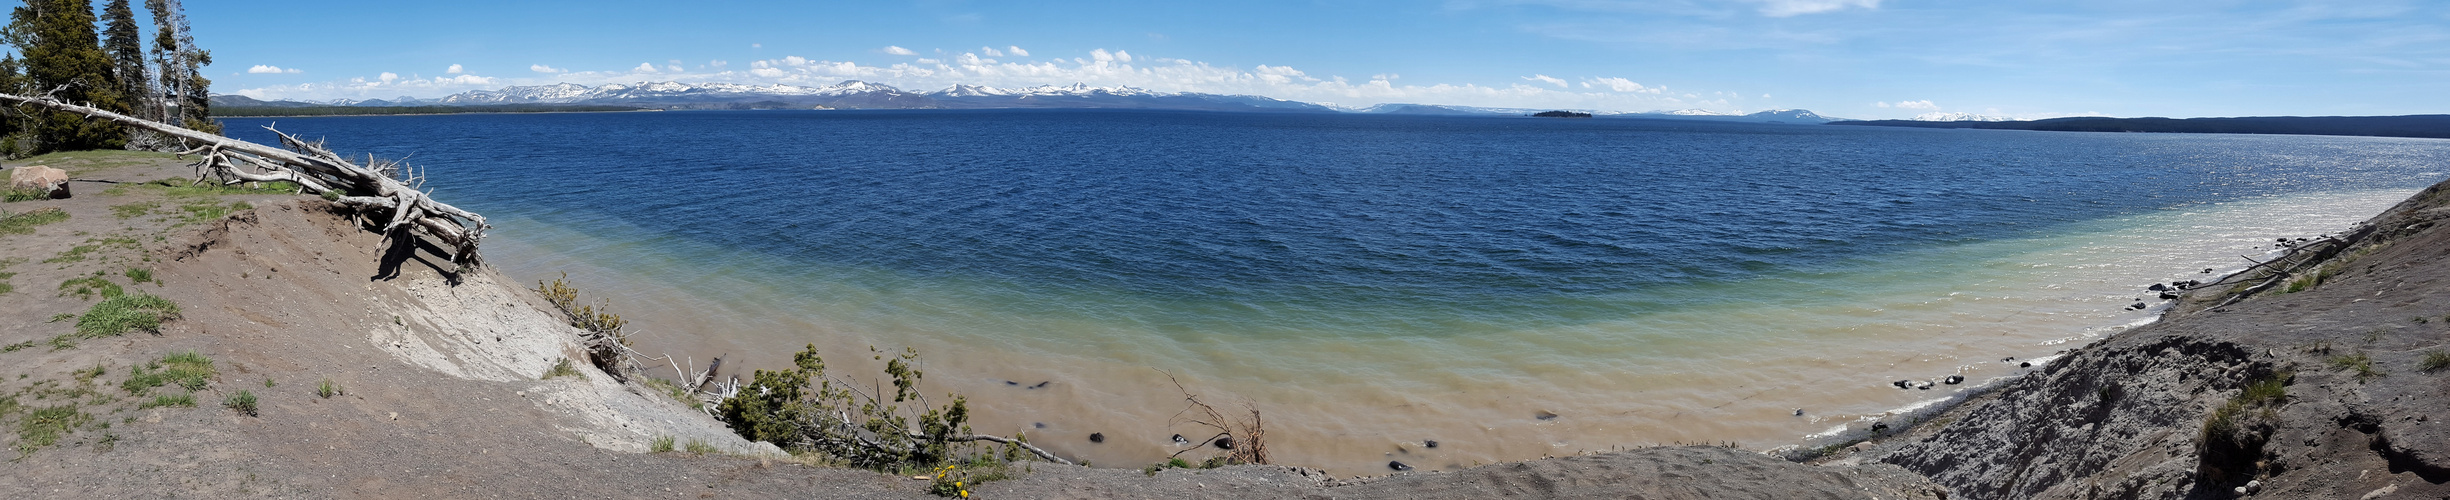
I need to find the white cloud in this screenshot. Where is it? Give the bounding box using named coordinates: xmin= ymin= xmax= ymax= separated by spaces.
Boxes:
xmin=1581 ymin=77 xmax=1660 ymax=94
xmin=1877 ymin=99 xmax=1939 ymax=110
xmin=1523 ymin=74 xmax=1567 ymax=88
xmin=446 ymin=64 xmax=464 ymax=74
xmin=1742 ymin=0 xmax=1879 ymax=17
xmin=436 ymin=74 xmax=496 ymax=85
xmin=751 ymin=43 xmax=762 ymax=49
xmin=1007 ymin=46 xmax=1029 ymax=57
xmin=980 ymin=46 xmax=1004 ymax=57
xmin=882 ymin=45 xmax=918 ymax=56
xmin=233 ymin=48 xmax=1749 ymax=114
xmin=668 ymin=64 xmax=683 ymax=72
xmin=247 ymin=65 xmax=303 ymax=74
xmin=379 ymin=72 xmax=398 ymax=83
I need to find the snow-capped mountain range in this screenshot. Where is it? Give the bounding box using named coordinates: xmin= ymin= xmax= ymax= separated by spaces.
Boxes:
xmin=256 ymin=81 xmax=1329 ymax=113
xmin=1911 ymin=112 xmax=2014 ymax=122
xmin=220 ymin=81 xmax=1852 ymax=122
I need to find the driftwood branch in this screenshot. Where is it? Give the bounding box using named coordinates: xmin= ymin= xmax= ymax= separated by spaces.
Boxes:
xmin=1159 ymin=369 xmax=1270 ymax=465
xmin=0 ymin=92 xmax=490 ymax=267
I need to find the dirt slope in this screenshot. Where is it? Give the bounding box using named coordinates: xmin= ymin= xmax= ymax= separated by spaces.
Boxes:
xmin=1853 ymin=177 xmax=2450 ymax=499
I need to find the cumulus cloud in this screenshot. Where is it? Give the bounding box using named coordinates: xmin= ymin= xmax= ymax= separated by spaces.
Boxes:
xmin=980 ymin=46 xmax=1004 ymax=57
xmin=233 ymin=47 xmax=1751 ymax=114
xmin=379 ymin=72 xmax=399 ymax=83
xmin=1007 ymin=46 xmax=1029 ymax=57
xmin=1522 ymin=74 xmax=1567 ymax=88
xmin=247 ymin=65 xmax=303 ymax=74
xmin=447 ymin=64 xmax=464 ymax=74
xmin=1877 ymin=99 xmax=1938 ymax=110
xmin=882 ymin=45 xmax=918 ymax=56
xmin=1743 ymin=0 xmax=1879 ymax=17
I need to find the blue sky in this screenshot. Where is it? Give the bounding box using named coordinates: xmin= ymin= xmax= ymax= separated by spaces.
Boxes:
xmin=178 ymin=0 xmax=2448 ymax=119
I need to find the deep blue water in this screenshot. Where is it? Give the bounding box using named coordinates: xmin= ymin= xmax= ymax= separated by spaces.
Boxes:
xmin=219 ymin=110 xmax=2450 ymax=333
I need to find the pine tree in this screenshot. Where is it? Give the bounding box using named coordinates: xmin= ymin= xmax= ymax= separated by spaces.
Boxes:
xmin=12 ymin=0 xmax=129 ymax=151
xmin=0 ymin=55 xmax=25 ymax=156
xmin=101 ymin=0 xmax=147 ymax=120
xmin=144 ymin=0 xmax=212 ymax=134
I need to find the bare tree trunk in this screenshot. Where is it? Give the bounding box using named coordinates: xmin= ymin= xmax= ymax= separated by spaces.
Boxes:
xmin=0 ymin=91 xmax=490 ymax=267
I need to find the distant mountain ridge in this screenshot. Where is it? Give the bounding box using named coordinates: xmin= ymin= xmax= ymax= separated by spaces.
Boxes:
xmin=1831 ymin=114 xmax=2450 ymax=140
xmin=217 ymin=81 xmax=1335 ymax=114
xmin=215 ymin=81 xmax=1850 ymax=122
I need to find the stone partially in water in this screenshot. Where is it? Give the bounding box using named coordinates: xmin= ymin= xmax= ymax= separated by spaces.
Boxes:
xmin=1089 ymin=432 xmax=1104 ymax=443
xmin=1534 ymin=410 xmax=1559 ymax=420
xmin=1388 ymin=461 xmax=1413 ymax=471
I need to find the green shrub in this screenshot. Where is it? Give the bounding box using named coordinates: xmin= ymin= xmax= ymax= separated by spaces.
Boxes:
xmin=716 ymin=344 xmax=982 ymax=470
xmin=75 ymin=293 xmax=180 ymax=337
xmin=542 ymin=358 xmax=586 ymax=380
xmin=123 ymin=267 xmax=152 ymax=283
xmin=651 ymin=435 xmax=676 ymax=453
xmin=315 ymin=378 xmax=343 ymax=399
xmin=224 ymin=390 xmax=258 ymax=416
xmin=684 ymin=439 xmax=716 ymax=455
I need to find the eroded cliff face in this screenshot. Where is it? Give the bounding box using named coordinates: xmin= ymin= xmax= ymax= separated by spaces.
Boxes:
xmin=1875 ymin=179 xmax=2450 ymax=499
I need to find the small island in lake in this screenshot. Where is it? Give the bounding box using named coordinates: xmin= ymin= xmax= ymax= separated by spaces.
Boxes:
xmin=1532 ymin=110 xmax=1593 ymax=118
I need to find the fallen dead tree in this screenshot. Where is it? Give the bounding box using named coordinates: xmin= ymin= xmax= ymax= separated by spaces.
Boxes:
xmin=0 ymin=91 xmax=490 ymax=268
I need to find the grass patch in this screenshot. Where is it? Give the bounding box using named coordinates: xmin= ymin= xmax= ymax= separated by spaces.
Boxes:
xmin=315 ymin=378 xmax=343 ymax=399
xmin=0 ymin=340 xmax=32 ymax=353
xmin=109 ymin=202 xmax=156 ymax=219
xmin=685 ymin=439 xmax=716 ymax=455
xmin=177 ymin=200 xmax=252 ymax=223
xmin=0 ymin=207 xmax=68 ymax=236
xmin=16 ymin=405 xmax=91 ymax=453
xmin=641 ymin=376 xmax=705 ymax=411
xmin=2328 ymin=353 xmax=2384 ymax=382
xmin=1 ymin=186 xmax=51 ymax=202
xmin=148 ymin=177 xmax=300 ymax=197
xmin=43 ymin=236 xmax=138 ymax=264
xmin=74 ymin=293 xmax=179 ymax=337
xmin=123 ymin=351 xmax=215 ymax=395
xmin=541 ymin=358 xmax=585 ymax=380
xmin=0 ymin=271 xmax=13 ymax=295
xmin=57 ymin=273 xmax=123 ymax=300
xmin=123 ymin=267 xmax=151 ymax=284
xmin=139 ymin=393 xmax=196 ymax=409
xmin=2199 ymin=372 xmax=2291 ymax=484
xmin=651 ymin=435 xmax=676 ymax=453
xmin=2421 ymin=351 xmax=2450 ymax=374
xmin=223 ymin=390 xmax=259 ymax=416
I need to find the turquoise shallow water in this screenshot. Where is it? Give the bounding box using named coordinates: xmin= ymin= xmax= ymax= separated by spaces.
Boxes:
xmin=222 ymin=111 xmax=2450 ymax=474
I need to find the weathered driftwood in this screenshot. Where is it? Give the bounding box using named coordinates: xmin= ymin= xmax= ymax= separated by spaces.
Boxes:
xmin=0 ymin=92 xmax=490 ymax=267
